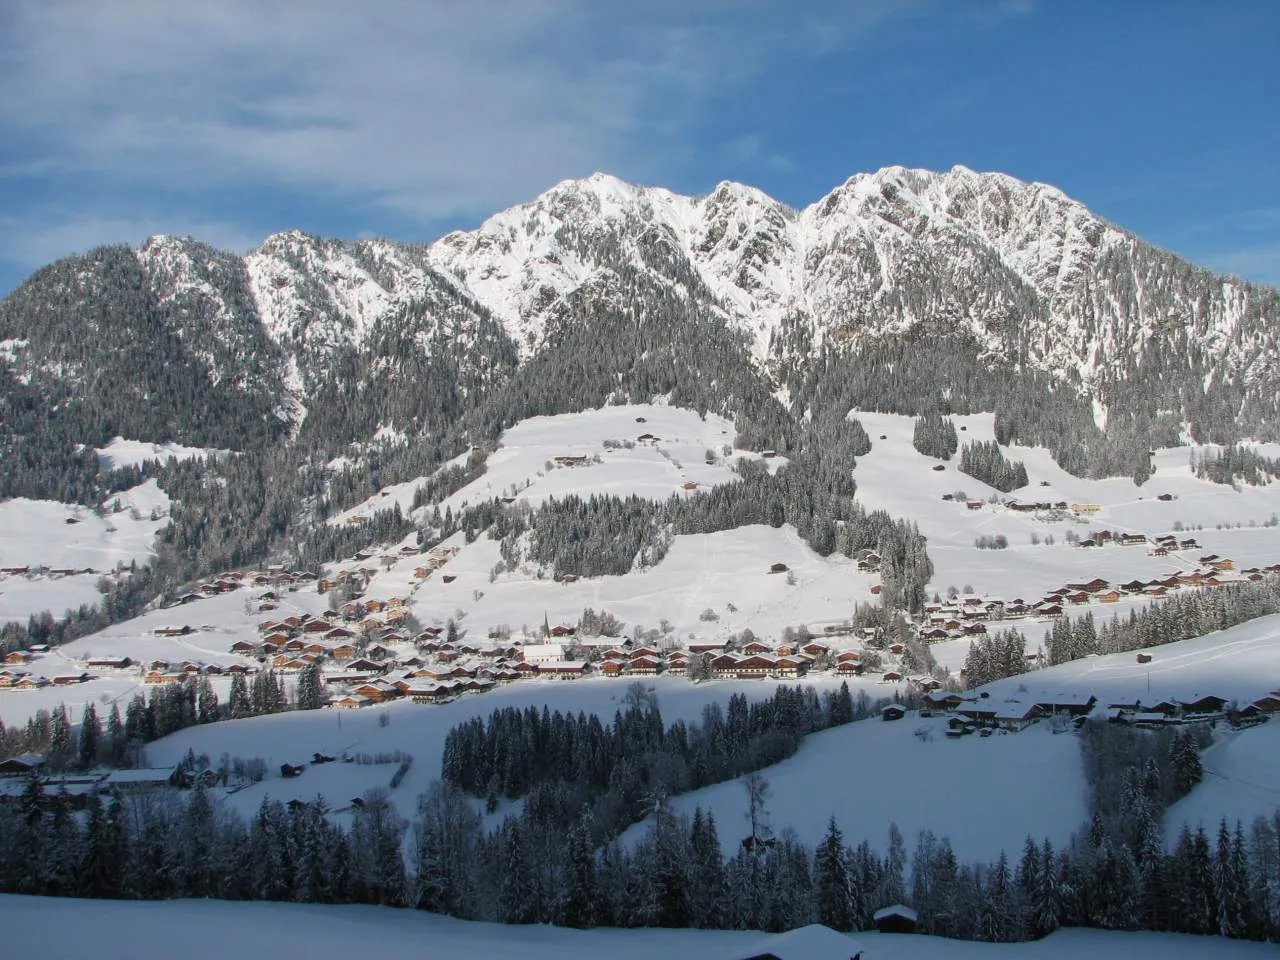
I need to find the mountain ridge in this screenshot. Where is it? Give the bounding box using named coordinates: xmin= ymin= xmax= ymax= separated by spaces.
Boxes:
xmin=2 ymin=165 xmax=1279 ymax=485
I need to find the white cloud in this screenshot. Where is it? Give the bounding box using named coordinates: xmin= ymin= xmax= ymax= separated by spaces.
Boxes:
xmin=0 ymin=1 xmax=740 ymax=225
xmin=0 ymin=0 xmax=920 ymax=277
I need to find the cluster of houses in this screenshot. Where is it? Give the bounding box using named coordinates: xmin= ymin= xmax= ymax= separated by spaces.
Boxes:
xmin=0 ymin=647 xmax=104 ymax=691
xmin=165 ymin=566 xmax=318 ymax=607
xmin=0 ymin=564 xmax=100 ymax=579
xmin=1101 ymin=689 xmax=1280 ymax=728
xmin=910 ymin=552 xmax=1278 ymax=644
xmin=0 ymin=755 xmax=209 ymax=805
xmin=906 ymin=685 xmax=1280 ymax=737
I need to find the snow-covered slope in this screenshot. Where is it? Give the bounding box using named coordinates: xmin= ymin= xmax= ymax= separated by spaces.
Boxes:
xmin=4 ymin=896 xmax=1277 ymax=960
xmin=621 ymin=714 xmax=1087 ymax=862
xmin=424 ymin=166 xmax=1280 ymax=407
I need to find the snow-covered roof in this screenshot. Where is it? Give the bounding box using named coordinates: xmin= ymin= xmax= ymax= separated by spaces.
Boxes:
xmin=873 ymin=903 xmax=919 ymax=922
xmin=103 ymin=767 xmax=177 ymax=784
xmin=733 ymin=923 xmax=865 ymax=960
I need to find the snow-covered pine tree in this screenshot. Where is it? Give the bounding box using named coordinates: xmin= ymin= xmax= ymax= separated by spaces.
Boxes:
xmin=76 ymin=703 xmax=100 ymax=770
xmin=814 ymin=816 xmax=855 ymax=930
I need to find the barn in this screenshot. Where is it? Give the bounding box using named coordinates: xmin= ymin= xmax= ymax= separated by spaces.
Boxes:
xmin=872 ymin=903 xmax=919 ymax=934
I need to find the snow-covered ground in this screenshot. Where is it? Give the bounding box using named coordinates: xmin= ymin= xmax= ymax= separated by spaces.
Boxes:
xmin=978 ymin=613 xmax=1280 ymax=707
xmin=0 ymin=480 xmax=171 ymax=623
xmin=1 ymin=896 xmax=1276 ymax=960
xmin=851 ymin=411 xmax=1280 ymax=603
xmin=94 ymin=436 xmax=219 ymax=470
xmin=1166 ymin=720 xmax=1280 ymax=841
xmin=620 ymin=714 xmax=1087 ymax=862
xmin=329 ymin=404 xmax=776 ymax=526
xmin=140 ymin=674 xmax=858 ymax=822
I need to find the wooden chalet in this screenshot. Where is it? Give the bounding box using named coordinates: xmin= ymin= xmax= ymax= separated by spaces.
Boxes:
xmin=688 ymin=640 xmax=726 ymax=655
xmin=86 ymin=656 xmax=132 ymax=669
xmin=629 ymin=656 xmax=664 ymax=676
xmin=1034 ymin=693 xmax=1097 ymax=716
xmin=330 ymin=693 xmax=372 ymax=709
xmin=1179 ymin=694 xmax=1228 ymax=715
xmin=539 ymin=661 xmax=588 ymax=679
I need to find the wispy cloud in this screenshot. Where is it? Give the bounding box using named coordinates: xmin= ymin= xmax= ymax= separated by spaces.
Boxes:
xmin=0 ymin=0 xmax=994 ymax=285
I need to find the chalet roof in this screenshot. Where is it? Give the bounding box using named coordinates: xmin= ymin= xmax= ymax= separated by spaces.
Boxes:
xmin=733 ymin=923 xmax=865 ymax=960
xmin=873 ymin=903 xmax=919 ymax=923
xmin=1034 ymin=692 xmax=1097 ymax=708
xmin=103 ymin=766 xmax=177 ymax=785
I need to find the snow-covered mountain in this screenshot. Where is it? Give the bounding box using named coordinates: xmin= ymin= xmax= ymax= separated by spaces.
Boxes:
xmin=3 ymin=165 xmax=1279 ymax=462
xmin=428 ymin=165 xmax=1279 ymax=401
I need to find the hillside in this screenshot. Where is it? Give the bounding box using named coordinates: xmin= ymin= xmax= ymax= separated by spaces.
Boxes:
xmin=3 ymin=166 xmax=1280 ymax=506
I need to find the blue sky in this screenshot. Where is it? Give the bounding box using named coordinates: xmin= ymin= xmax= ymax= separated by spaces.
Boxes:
xmin=1 ymin=0 xmax=1277 ymax=296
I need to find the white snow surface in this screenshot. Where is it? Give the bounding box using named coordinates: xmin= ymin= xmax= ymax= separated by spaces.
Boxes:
xmin=2 ymin=896 xmax=1277 ymax=960
xmin=140 ymin=675 xmax=858 ymax=824
xmin=1165 ymin=720 xmax=1280 ymax=842
xmin=94 ymin=436 xmax=219 ymax=470
xmin=849 ymin=411 xmax=1280 ymax=605
xmin=620 ymin=715 xmax=1087 ymax=863
xmin=977 ymin=614 xmax=1280 ymax=707
xmin=0 ymin=480 xmax=171 ymax=623
xmin=328 ymin=404 xmax=759 ymax=526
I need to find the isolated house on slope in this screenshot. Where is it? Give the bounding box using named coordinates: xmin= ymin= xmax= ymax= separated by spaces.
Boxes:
xmin=734 ymin=923 xmax=865 ymax=960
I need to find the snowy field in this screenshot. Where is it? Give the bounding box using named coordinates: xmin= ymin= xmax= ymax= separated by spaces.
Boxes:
xmin=620 ymin=715 xmax=1087 ymax=863
xmin=0 ymin=479 xmax=172 ymax=623
xmin=343 ymin=407 xmax=1280 ymax=649
xmin=2 ymin=896 xmax=1276 ymax=960
xmin=94 ymin=436 xmax=218 ymax=470
xmin=329 ymin=404 xmax=778 ymax=525
xmin=978 ymin=613 xmax=1280 ymax=707
xmin=1166 ymin=720 xmax=1280 ymax=842
xmin=139 ymin=674 xmax=859 ymax=822
xmin=851 ymin=411 xmax=1280 ymax=603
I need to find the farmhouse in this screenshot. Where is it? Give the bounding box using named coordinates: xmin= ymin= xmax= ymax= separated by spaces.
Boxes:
xmin=1034 ymin=693 xmax=1097 ymax=716
xmin=86 ymin=656 xmax=132 ymax=669
xmin=330 ymin=693 xmax=372 ymax=709
xmin=101 ymin=767 xmax=181 ymax=793
xmin=539 ymin=661 xmax=589 ymax=679
xmin=873 ymin=904 xmax=919 ymax=935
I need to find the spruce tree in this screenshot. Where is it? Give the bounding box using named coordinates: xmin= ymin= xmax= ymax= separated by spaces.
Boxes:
xmin=228 ymin=672 xmax=251 ymax=719
xmin=814 ymin=816 xmax=855 ymax=930
xmin=76 ymin=702 xmax=100 ymax=770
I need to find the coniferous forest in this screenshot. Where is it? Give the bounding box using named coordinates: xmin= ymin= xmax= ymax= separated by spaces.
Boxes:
xmin=2 ymin=684 xmax=1279 ymax=943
